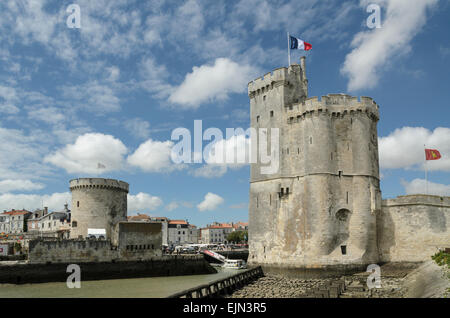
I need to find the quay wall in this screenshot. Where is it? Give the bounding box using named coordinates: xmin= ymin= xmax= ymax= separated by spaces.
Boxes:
xmin=0 ymin=255 xmax=216 ymax=284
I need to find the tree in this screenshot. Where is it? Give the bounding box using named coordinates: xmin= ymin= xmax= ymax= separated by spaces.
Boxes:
xmin=227 ymin=230 xmax=248 ymax=243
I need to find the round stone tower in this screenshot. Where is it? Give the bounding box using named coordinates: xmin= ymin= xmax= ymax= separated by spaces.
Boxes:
xmin=248 ymin=57 xmax=381 ymax=272
xmin=69 ymin=178 xmax=129 ymax=239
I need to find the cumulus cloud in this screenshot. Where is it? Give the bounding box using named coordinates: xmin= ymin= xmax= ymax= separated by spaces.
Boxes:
xmin=44 ymin=133 xmax=128 ymax=174
xmin=197 ymin=192 xmax=224 ymax=211
xmin=0 ymin=192 xmax=71 ymax=212
xmin=169 ymin=58 xmax=257 ymax=108
xmin=128 ymin=192 xmax=163 ymax=212
xmin=379 ymin=127 xmax=450 ymax=171
xmin=341 ymin=0 xmax=438 ymax=91
xmin=401 ymin=179 xmax=450 ymax=196
xmin=0 ymin=179 xmax=45 ymax=193
xmin=191 ymin=133 xmax=252 ymax=178
xmin=127 ymin=139 xmax=183 ymax=173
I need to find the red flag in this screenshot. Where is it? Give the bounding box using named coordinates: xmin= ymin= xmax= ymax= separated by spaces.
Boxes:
xmin=425 ymin=149 xmax=441 ymax=160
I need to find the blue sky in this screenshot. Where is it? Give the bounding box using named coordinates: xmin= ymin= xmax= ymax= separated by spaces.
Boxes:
xmin=0 ymin=0 xmax=449 ymax=227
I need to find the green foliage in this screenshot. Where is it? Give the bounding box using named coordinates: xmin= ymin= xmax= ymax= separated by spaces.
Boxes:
xmin=227 ymin=230 xmax=248 ymax=243
xmin=14 ymin=242 xmax=22 ymax=253
xmin=431 ymin=251 xmax=450 ymax=268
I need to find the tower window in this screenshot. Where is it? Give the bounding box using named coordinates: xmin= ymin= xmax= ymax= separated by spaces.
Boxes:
xmin=339 ymin=171 xmax=343 ymax=178
xmin=263 ymin=95 xmax=266 ymax=101
xmin=256 ymin=116 xmax=260 ymax=123
xmin=77 ymin=201 xmax=80 ymax=207
xmin=341 ymin=245 xmax=347 ymax=255
xmin=286 ymin=188 xmax=289 ymax=195
xmin=310 ymin=137 xmax=313 ymax=144
xmin=72 ymin=221 xmax=77 ymax=228
xmin=270 ymin=111 xmax=274 ymax=117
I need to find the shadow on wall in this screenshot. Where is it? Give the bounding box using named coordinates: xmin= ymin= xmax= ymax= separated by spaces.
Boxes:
xmin=327 ymin=209 xmax=351 ymax=255
xmin=376 ymin=209 xmax=395 ymax=263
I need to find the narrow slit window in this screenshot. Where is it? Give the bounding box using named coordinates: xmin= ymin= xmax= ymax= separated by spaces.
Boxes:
xmin=341 ymin=245 xmax=347 ymax=255
xmin=270 ymin=111 xmax=274 ymax=117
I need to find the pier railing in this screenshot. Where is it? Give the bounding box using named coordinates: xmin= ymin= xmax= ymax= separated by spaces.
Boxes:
xmin=168 ymin=266 xmax=264 ymax=298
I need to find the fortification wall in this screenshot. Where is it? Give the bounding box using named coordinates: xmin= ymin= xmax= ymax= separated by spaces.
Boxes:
xmin=69 ymin=178 xmax=128 ymax=239
xmin=28 ymin=236 xmax=161 ymax=264
xmin=378 ymin=195 xmax=450 ymax=263
xmin=28 ymin=240 xmax=113 ymax=264
xmin=249 ymin=174 xmax=380 ymax=268
xmin=113 ymin=222 xmax=163 ymax=259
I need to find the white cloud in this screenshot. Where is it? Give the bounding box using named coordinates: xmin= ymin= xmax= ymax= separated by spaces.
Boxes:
xmin=0 ymin=179 xmax=45 ymax=193
xmin=401 ymin=179 xmax=450 ymax=196
xmin=341 ymin=0 xmax=438 ymax=91
xmin=128 ymin=192 xmax=163 ymax=213
xmin=61 ymin=82 xmax=121 ymax=113
xmin=124 ymin=118 xmax=151 ymax=139
xmin=169 ymin=58 xmax=257 ymax=108
xmin=165 ymin=202 xmax=179 ymax=212
xmin=44 ymin=133 xmax=128 ymax=174
xmin=229 ymin=202 xmax=248 ymax=210
xmin=0 ymin=85 xmax=20 ymax=114
xmin=197 ymin=192 xmax=224 ymax=211
xmin=191 ymin=133 xmax=252 ymax=178
xmin=0 ymin=192 xmax=71 ymax=212
xmin=379 ymin=127 xmax=450 ymax=171
xmin=0 ymin=127 xmax=53 ymax=180
xmin=127 ymin=139 xmax=183 ymax=173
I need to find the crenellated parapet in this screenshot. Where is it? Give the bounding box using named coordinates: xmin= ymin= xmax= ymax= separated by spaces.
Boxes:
xmin=285 ymin=94 xmax=379 ymax=124
xmin=69 ymin=178 xmax=129 ymax=193
xmin=248 ymin=64 xmax=304 ymax=98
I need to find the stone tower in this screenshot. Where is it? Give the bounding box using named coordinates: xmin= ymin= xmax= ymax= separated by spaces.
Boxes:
xmin=248 ymin=57 xmax=381 ymax=271
xmin=69 ymin=178 xmax=129 ymax=239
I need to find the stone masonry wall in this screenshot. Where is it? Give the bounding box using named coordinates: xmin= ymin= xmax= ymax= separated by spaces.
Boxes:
xmin=378 ymin=195 xmax=450 ymax=263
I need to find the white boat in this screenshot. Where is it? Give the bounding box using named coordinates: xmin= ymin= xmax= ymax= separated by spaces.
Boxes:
xmin=222 ymin=259 xmax=247 ymax=269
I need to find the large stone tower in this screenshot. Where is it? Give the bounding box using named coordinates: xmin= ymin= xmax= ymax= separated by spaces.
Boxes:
xmin=248 ymin=57 xmax=381 ymax=271
xmin=69 ymin=178 xmax=129 ymax=239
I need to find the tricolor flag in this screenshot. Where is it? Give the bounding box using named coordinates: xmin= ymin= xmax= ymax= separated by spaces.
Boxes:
xmin=425 ymin=149 xmax=441 ymax=161
xmin=290 ymin=36 xmax=312 ymax=51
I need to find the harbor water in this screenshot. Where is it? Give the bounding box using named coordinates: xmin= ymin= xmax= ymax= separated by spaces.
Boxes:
xmin=0 ymin=267 xmax=239 ymax=298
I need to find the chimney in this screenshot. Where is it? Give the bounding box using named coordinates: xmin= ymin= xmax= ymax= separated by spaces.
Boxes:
xmin=44 ymin=207 xmax=48 ymax=215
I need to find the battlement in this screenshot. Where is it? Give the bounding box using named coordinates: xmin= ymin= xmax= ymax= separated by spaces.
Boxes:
xmin=284 ymin=94 xmax=379 ymax=124
xmin=69 ymin=178 xmax=129 ymax=193
xmin=248 ymin=64 xmax=303 ymax=97
xmin=382 ymin=194 xmax=450 ymax=207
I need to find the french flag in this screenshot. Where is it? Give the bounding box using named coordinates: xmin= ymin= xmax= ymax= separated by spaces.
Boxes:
xmin=290 ymin=36 xmax=312 ymax=51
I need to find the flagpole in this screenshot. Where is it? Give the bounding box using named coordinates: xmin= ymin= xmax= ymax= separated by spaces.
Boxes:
xmin=424 ymin=144 xmax=428 ymax=194
xmin=287 ymin=31 xmax=291 ymax=66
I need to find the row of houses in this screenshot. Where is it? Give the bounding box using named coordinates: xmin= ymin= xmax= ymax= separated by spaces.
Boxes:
xmin=0 ymin=205 xmax=71 ymax=239
xmin=0 ymin=206 xmax=248 ymax=247
xmin=127 ymin=214 xmax=248 ymax=247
